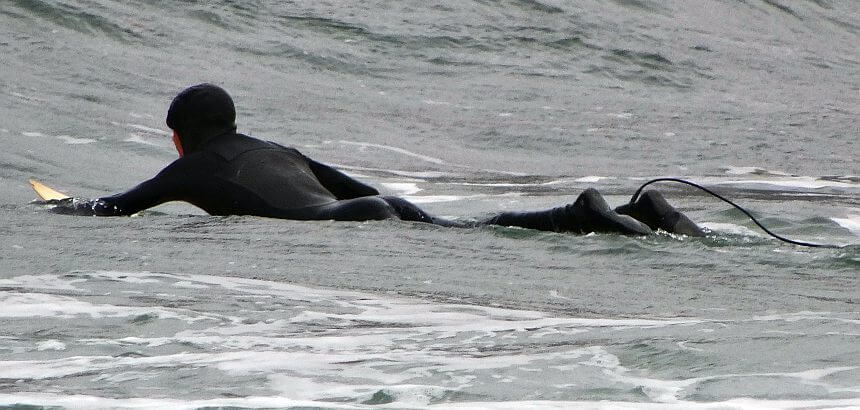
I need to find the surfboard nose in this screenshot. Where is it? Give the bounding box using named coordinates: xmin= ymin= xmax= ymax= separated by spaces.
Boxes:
xmin=29 ymin=179 xmax=70 ymax=200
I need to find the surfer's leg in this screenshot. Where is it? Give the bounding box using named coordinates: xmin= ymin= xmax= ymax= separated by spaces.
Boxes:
xmin=483 ymin=188 xmax=652 ymax=235
xmin=380 ymin=196 xmax=469 ymax=227
xmin=614 ymin=190 xmax=705 ymax=236
xmin=379 ymin=196 xmax=434 ymax=223
xmin=312 ymin=196 xmax=399 ymax=221
xmin=309 ymin=196 xmax=466 ymax=226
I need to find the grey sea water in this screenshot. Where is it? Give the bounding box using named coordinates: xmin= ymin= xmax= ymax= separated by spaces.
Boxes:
xmin=1 ymin=1 xmax=858 ymax=408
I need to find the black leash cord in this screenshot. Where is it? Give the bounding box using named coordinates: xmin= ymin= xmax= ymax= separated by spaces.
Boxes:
xmin=631 ymin=177 xmax=841 ymax=248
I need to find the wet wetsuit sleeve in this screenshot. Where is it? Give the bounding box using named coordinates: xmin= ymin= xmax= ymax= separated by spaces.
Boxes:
xmin=52 ymin=159 xmax=193 ymax=216
xmin=306 ymin=158 xmax=379 ymax=200
xmin=92 ymin=169 xmax=183 ymax=216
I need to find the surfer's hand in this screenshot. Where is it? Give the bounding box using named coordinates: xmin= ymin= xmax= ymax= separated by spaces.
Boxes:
xmin=41 ymin=197 xmax=99 ymax=216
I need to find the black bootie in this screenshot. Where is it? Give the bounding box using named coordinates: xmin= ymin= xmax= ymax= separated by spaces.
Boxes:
xmin=485 ymin=188 xmax=651 ymax=235
xmin=614 ymin=190 xmax=705 ymax=236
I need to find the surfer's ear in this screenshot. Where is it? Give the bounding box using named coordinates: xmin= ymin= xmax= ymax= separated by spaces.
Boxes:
xmin=172 ymin=130 xmax=185 ymax=157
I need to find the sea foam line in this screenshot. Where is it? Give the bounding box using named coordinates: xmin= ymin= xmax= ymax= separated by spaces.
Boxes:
xmin=125 ymin=123 xmax=170 ymax=135
xmin=0 ymin=393 xmax=363 ymax=410
xmin=0 ymin=291 xmax=221 ymax=322
xmin=714 ymin=177 xmax=858 ymax=190
xmin=832 ymin=213 xmax=860 ymax=237
xmin=22 ymin=131 xmax=96 ymax=144
xmin=2 ymin=393 xmax=858 ymax=410
xmin=1 ymin=271 xmax=855 ymax=406
xmin=333 ymin=140 xmax=444 ymax=164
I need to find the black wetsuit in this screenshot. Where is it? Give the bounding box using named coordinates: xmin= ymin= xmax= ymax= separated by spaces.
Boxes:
xmin=53 ymin=83 xmax=702 ymax=237
xmin=60 ymin=130 xmax=696 ymax=235
xmin=58 ymin=131 xmax=709 ymax=236
xmin=58 ymin=129 xmax=704 ymax=236
xmin=90 ymin=132 xmax=434 ymax=222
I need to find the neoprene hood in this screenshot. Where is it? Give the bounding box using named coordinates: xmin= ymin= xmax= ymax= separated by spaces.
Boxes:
xmin=166 ymin=83 xmax=237 ymax=153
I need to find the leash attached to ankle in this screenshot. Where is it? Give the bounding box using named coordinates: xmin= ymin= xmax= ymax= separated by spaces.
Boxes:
xmin=631 ymin=178 xmax=841 ymax=248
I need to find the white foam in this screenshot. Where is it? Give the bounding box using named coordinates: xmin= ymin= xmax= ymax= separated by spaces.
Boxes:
xmin=423 ymin=99 xmax=451 ymax=106
xmin=56 ymin=135 xmax=97 ymax=144
xmin=126 ymin=123 xmax=170 ymax=136
xmin=4 ymin=271 xmax=851 ymax=407
xmin=92 ymin=271 xmax=163 ymax=284
xmin=780 ymin=367 xmax=856 ymax=381
xmin=447 ymin=180 xmax=566 ymax=188
xmin=36 ymin=340 xmax=66 ymax=351
xmin=577 ymin=346 xmax=698 ymax=403
xmin=172 ymin=281 xmax=210 ymax=289
xmin=20 ymin=270 xmax=696 ymax=329
xmin=403 ymin=194 xmax=471 ymax=203
xmin=125 ymin=133 xmax=163 ymax=146
xmin=575 ymin=176 xmax=615 ymax=183
xmin=0 ymin=352 xmax=270 ymax=380
xmin=388 ymin=170 xmax=447 ymax=178
xmin=700 ymin=222 xmax=763 ymax=237
xmin=21 ymin=131 xmax=96 ymax=144
xmin=414 ymin=195 xmax=474 ymax=204
xmin=832 ymin=213 xmax=860 ymax=237
xmin=0 ymin=274 xmax=83 ymax=291
xmin=608 ymin=112 xmax=633 ymax=119
xmin=0 ymin=292 xmax=214 ymax=323
xmin=380 ymin=182 xmax=423 ymax=195
xmin=128 ymin=112 xmax=155 ymax=119
xmin=11 ymin=92 xmax=44 ymax=102
xmin=0 ymin=393 xmax=364 ymax=409
xmin=440 ymin=398 xmax=860 ymax=409
xmin=334 ymin=140 xmax=444 ymax=164
xmin=751 ymin=311 xmax=860 ymax=325
xmin=267 ymin=374 xmax=351 ymax=401
xmin=162 ymin=271 xmax=353 ymax=302
xmin=711 ymin=177 xmax=858 ymax=190
xmin=582 ymin=342 xmax=858 ymax=404
xmin=332 ymin=163 xmax=450 ymax=178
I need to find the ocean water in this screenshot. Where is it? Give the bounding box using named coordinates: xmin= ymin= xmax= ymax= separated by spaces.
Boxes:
xmin=1 ymin=0 xmax=858 ymax=408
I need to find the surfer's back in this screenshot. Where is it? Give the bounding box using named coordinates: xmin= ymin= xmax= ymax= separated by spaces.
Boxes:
xmin=178 ymin=133 xmax=340 ymax=216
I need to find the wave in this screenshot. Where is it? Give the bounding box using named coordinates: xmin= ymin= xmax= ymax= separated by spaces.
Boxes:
xmin=2 ymin=270 xmax=857 ymax=407
xmin=4 ymin=0 xmax=142 ymax=42
xmin=4 ymin=1 xmax=857 ymax=84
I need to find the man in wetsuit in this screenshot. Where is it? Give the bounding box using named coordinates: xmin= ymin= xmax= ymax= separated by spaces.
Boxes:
xmin=54 ymin=83 xmax=703 ymax=237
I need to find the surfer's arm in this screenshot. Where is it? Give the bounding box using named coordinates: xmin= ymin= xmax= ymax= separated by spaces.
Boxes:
xmin=48 ymin=180 xmax=174 ymax=216
xmin=95 ymin=157 xmax=209 ymax=216
xmin=306 ymin=158 xmax=380 ymax=200
xmin=50 ymin=160 xmax=190 ymax=216
xmin=90 ymin=176 xmax=179 ymax=216
xmin=53 ymin=178 xmax=177 ymax=216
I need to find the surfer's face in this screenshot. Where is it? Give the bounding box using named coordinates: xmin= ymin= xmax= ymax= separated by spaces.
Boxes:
xmin=172 ymin=131 xmax=184 ymax=157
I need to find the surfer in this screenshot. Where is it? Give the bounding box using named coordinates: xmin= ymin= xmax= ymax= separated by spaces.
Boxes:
xmin=49 ymin=83 xmax=703 ymax=236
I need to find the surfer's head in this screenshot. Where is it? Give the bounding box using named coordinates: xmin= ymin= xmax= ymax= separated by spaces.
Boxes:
xmin=166 ymin=83 xmax=237 ymax=155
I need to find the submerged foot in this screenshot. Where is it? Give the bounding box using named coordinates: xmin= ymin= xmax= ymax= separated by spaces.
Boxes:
xmin=570 ymin=188 xmax=652 ymax=235
xmin=614 ymin=190 xmax=705 ymax=236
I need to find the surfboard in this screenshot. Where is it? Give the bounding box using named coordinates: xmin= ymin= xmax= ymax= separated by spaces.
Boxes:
xmin=29 ymin=179 xmax=70 ymax=200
